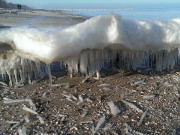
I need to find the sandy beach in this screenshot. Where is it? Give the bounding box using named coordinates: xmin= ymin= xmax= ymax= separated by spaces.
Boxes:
xmin=0 ymin=8 xmax=86 ymax=28
xmin=0 ymin=8 xmax=180 ymax=135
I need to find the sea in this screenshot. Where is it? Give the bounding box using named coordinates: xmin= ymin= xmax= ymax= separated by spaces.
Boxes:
xmin=62 ymin=7 xmax=180 ymax=20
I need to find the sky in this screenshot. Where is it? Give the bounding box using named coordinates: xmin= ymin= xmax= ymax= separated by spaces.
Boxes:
xmin=6 ymin=0 xmax=180 ymax=9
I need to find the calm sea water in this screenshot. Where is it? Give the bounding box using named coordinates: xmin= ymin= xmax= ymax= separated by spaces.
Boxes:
xmin=64 ymin=7 xmax=180 ymax=20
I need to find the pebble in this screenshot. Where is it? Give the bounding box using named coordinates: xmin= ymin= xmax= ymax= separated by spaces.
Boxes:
xmin=0 ymin=70 xmax=179 ymax=134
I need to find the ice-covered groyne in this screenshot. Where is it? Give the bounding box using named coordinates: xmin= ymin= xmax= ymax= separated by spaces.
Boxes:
xmin=0 ymin=14 xmax=180 ymax=85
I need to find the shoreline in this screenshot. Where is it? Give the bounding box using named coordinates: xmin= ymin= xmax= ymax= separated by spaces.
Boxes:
xmin=0 ymin=8 xmax=86 ymax=28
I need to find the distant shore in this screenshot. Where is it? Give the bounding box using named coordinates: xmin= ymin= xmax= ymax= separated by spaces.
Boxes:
xmin=0 ymin=8 xmax=86 ymax=28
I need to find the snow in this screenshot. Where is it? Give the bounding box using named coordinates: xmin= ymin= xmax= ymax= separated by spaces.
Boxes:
xmin=0 ymin=15 xmax=180 ymax=85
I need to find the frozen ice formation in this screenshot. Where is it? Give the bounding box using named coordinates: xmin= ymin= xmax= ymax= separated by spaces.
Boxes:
xmin=0 ymin=14 xmax=180 ymax=85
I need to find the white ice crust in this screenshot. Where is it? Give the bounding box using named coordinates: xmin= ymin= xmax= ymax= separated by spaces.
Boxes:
xmin=1 ymin=15 xmax=180 ymax=63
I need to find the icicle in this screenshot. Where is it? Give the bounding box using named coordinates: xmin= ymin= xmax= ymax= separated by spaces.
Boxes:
xmin=14 ymin=69 xmax=18 ymax=85
xmin=6 ymin=70 xmax=12 ymax=87
xmin=47 ymin=64 xmax=52 ymax=90
xmin=94 ymin=69 xmax=101 ymax=80
xmin=28 ymin=74 xmax=31 ymax=84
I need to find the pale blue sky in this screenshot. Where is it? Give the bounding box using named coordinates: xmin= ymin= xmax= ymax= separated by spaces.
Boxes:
xmin=6 ymin=0 xmax=180 ymax=9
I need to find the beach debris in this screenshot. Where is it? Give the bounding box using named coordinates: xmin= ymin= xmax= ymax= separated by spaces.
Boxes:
xmin=58 ymin=114 xmax=68 ymax=117
xmin=134 ymin=80 xmax=146 ymax=85
xmin=172 ymin=76 xmax=180 ymax=81
xmin=108 ymin=101 xmax=120 ymax=116
xmin=176 ymin=126 xmax=180 ymax=135
xmin=98 ymin=83 xmax=110 ymax=87
xmin=122 ymin=99 xmax=143 ymax=113
xmin=0 ymin=81 xmax=7 ymax=87
xmin=0 ymin=82 xmax=10 ymax=97
xmin=11 ymin=123 xmax=21 ymax=130
xmin=81 ymin=110 xmax=88 ymax=118
xmin=82 ymin=76 xmax=90 ymax=83
xmin=124 ymin=123 xmax=146 ymax=135
xmin=62 ymin=93 xmax=77 ymax=102
xmin=103 ymin=124 xmax=113 ymax=131
xmin=22 ymin=105 xmax=45 ymax=124
xmin=43 ymin=92 xmax=47 ymax=98
xmin=1 ymin=88 xmax=10 ymax=97
xmin=111 ymin=130 xmax=118 ymax=135
xmin=103 ymin=87 xmax=113 ymax=91
xmin=24 ymin=115 xmax=30 ymax=123
xmin=52 ymin=75 xmax=56 ymax=79
xmin=80 ymin=121 xmax=93 ymax=124
xmin=22 ymin=105 xmax=38 ymax=115
xmin=3 ymin=98 xmax=37 ymax=110
xmin=77 ymin=95 xmax=84 ymax=105
xmin=143 ymin=94 xmax=156 ymax=100
xmin=18 ymin=125 xmax=26 ymax=135
xmin=138 ymin=109 xmax=149 ymax=126
xmin=70 ymin=126 xmax=78 ymax=131
xmin=124 ymin=123 xmax=132 ymax=134
xmin=58 ymin=77 xmax=65 ymax=80
xmin=52 ymin=83 xmax=69 ymax=87
xmin=92 ymin=115 xmax=106 ymax=134
xmin=164 ymin=82 xmax=173 ymax=87
xmin=94 ymin=70 xmax=101 ymax=80
xmin=7 ymin=121 xmax=20 ymax=124
xmin=37 ymin=115 xmax=45 ymax=124
xmin=32 ymin=79 xmax=41 ymax=84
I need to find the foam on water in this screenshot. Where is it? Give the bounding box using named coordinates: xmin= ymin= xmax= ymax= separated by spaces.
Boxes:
xmin=0 ymin=14 xmax=180 ymax=85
